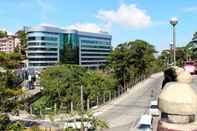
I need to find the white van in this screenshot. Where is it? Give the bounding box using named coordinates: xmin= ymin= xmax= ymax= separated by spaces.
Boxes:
xmin=137 ymin=114 xmax=153 ymax=131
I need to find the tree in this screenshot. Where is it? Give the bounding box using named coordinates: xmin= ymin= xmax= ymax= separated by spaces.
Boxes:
xmin=39 ymin=65 xmax=86 ymax=112
xmin=7 ymin=121 xmax=25 ymax=131
xmin=0 ymin=114 xmax=10 ymax=130
xmin=108 ymin=40 xmax=158 ymax=89
xmin=0 ymin=51 xmax=22 ymax=69
xmin=0 ymin=30 xmax=7 ymax=38
xmin=37 ymin=64 xmax=117 ymax=114
xmin=192 ymin=32 xmax=197 ymax=40
xmin=15 ymin=30 xmax=27 ymax=58
xmin=0 ymin=69 xmax=23 ymax=113
xmin=175 ymin=47 xmax=187 ymax=66
xmin=158 ymin=50 xmax=171 ymax=69
xmin=0 ymin=114 xmax=24 ymax=131
xmin=185 ymin=41 xmax=197 ymax=60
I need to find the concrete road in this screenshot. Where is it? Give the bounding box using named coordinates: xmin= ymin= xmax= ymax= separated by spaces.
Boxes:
xmin=98 ymin=74 xmax=163 ymax=131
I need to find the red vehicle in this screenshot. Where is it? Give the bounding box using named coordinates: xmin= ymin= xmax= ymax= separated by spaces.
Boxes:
xmin=184 ymin=61 xmax=196 ymax=74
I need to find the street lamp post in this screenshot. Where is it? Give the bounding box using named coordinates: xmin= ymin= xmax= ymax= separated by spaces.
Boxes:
xmin=170 ymin=17 xmax=178 ymax=66
xmin=170 ymin=42 xmax=173 ymax=64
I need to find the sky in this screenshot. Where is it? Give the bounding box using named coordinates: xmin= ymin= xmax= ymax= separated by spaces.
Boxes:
xmin=1 ymin=0 xmax=197 ymax=51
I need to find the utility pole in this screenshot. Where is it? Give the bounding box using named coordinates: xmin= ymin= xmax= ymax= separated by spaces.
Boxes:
xmin=170 ymin=42 xmax=173 ymax=64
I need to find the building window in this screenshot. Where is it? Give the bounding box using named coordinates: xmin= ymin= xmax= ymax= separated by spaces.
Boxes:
xmin=81 ymin=40 xmax=111 ymax=45
xmin=28 ymin=42 xmax=57 ymax=46
xmin=29 ymin=63 xmax=56 ymax=66
xmin=28 ymin=53 xmax=57 ymax=56
xmin=81 ymin=49 xmax=111 ymax=52
xmin=29 ymin=58 xmax=58 ymax=61
xmin=28 ymin=36 xmax=58 ymax=41
xmin=81 ymin=58 xmax=105 ymax=60
xmin=79 ymin=35 xmax=111 ymax=41
xmin=81 ymin=45 xmax=111 ymax=49
xmin=28 ymin=48 xmax=57 ymax=51
xmin=81 ymin=53 xmax=109 ymax=56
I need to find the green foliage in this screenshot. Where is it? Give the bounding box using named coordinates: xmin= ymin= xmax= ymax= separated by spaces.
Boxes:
xmin=15 ymin=30 xmax=27 ymax=57
xmin=85 ymin=111 xmax=109 ymax=130
xmin=192 ymin=32 xmax=197 ymax=40
xmin=82 ymin=70 xmax=117 ymax=101
xmin=176 ymin=47 xmax=187 ymax=66
xmin=7 ymin=121 xmax=25 ymax=131
xmin=0 ymin=30 xmax=7 ymax=38
xmin=0 ymin=70 xmax=23 ymax=113
xmin=0 ymin=114 xmax=24 ymax=131
xmin=0 ymin=114 xmax=10 ymax=130
xmin=37 ymin=65 xmax=117 ymax=113
xmin=0 ymin=70 xmax=23 ymax=89
xmin=0 ymin=51 xmax=23 ymax=69
xmin=184 ymin=41 xmax=197 ymax=60
xmin=39 ymin=65 xmax=84 ymax=110
xmin=32 ymin=95 xmax=50 ymax=115
xmin=159 ymin=47 xmax=187 ymax=68
xmin=108 ymin=40 xmax=158 ymax=88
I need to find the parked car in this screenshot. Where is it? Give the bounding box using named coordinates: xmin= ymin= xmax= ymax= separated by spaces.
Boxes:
xmin=184 ymin=61 xmax=196 ymax=74
xmin=137 ymin=114 xmax=153 ymax=131
xmin=149 ymin=100 xmax=160 ymax=116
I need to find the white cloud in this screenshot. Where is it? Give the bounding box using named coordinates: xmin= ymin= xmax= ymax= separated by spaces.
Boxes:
xmin=184 ymin=7 xmax=197 ymax=12
xmin=40 ymin=23 xmax=58 ymax=27
xmin=97 ymin=4 xmax=151 ymax=28
xmin=66 ymin=23 xmax=108 ymax=33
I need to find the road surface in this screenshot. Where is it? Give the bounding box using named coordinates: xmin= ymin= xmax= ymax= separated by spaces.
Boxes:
xmin=98 ymin=74 xmax=197 ymax=131
xmin=98 ymin=73 xmax=163 ymax=131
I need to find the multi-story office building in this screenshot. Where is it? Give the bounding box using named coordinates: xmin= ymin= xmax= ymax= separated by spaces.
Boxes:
xmin=0 ymin=35 xmax=20 ymax=53
xmin=26 ymin=25 xmax=112 ymax=70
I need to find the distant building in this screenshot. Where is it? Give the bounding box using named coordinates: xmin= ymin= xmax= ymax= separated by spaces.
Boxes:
xmin=0 ymin=35 xmax=20 ymax=53
xmin=26 ymin=25 xmax=112 ymax=70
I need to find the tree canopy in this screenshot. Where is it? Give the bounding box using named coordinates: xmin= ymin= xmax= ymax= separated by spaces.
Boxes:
xmin=108 ymin=40 xmax=158 ymax=88
xmin=37 ymin=65 xmax=117 ymax=113
xmin=15 ymin=30 xmax=27 ymax=57
xmin=0 ymin=30 xmax=7 ymax=38
xmin=0 ymin=51 xmax=23 ymax=69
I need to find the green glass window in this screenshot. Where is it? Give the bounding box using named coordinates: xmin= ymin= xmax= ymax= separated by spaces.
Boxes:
xmin=60 ymin=33 xmax=79 ymax=64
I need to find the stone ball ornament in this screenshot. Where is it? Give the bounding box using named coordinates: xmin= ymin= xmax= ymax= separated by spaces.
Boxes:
xmin=171 ymin=66 xmax=184 ymax=76
xmin=177 ymin=71 xmax=192 ymax=84
xmin=158 ymin=82 xmax=197 ymax=115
